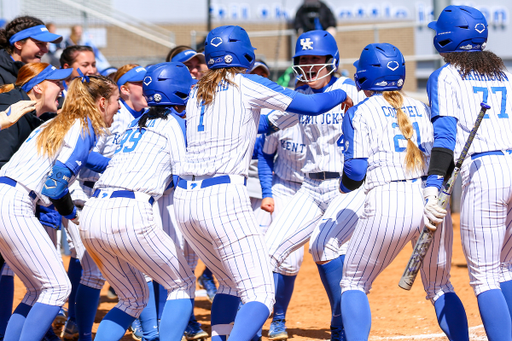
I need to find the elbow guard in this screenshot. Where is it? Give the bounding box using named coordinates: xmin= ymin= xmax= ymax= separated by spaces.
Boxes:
xmin=428 ymin=147 xmax=455 ymax=178
xmin=340 ymin=170 xmax=365 ymax=192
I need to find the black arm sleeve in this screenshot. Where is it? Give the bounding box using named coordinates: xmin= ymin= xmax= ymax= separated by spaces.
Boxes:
xmin=49 ymin=191 xmax=75 ymax=218
xmin=341 ymin=170 xmax=365 ymax=192
xmin=427 ymin=147 xmax=455 ymax=178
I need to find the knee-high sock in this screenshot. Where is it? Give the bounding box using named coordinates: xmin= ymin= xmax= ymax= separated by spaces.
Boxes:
xmin=0 ymin=275 xmax=14 ymax=337
xmin=316 ymin=255 xmax=344 ymax=328
xmin=478 ymin=289 xmax=512 ymax=341
xmin=159 ymin=299 xmax=193 ymax=341
xmin=211 ymin=294 xmax=241 ymax=341
xmin=3 ymin=303 xmax=31 ymax=341
xmin=153 ymin=282 xmax=167 ymax=321
xmin=434 ymin=292 xmax=469 ymax=341
xmin=229 ymin=302 xmax=269 ymax=341
xmin=18 ymin=303 xmax=60 ymax=341
xmin=94 ymin=307 xmax=135 ymax=341
xmin=273 ymin=272 xmax=296 ymax=321
xmin=75 ymin=284 xmax=101 ymax=341
xmin=341 ymin=290 xmax=371 ymax=341
xmin=500 ymin=280 xmax=512 ymax=320
xmin=139 ymin=282 xmax=159 ymax=341
xmin=67 ymin=257 xmax=83 ymax=321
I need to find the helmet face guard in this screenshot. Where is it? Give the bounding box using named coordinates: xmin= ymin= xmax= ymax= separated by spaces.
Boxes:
xmin=292 ymin=30 xmax=339 ymax=83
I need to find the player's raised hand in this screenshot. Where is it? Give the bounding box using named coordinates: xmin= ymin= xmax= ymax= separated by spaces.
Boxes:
xmin=341 ymin=95 xmax=353 ymax=112
xmin=0 ymin=100 xmax=36 ymax=130
xmin=261 ymin=197 xmax=275 ymax=213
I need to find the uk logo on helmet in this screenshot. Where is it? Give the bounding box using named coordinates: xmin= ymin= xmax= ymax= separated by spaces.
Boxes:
xmin=387 ymin=61 xmax=399 ymax=71
xmin=211 ymin=37 xmax=223 ymax=47
xmin=143 ymin=76 xmax=152 ymax=86
xmin=475 ymin=23 xmax=486 ymax=34
xmin=300 ymin=38 xmax=314 ymax=50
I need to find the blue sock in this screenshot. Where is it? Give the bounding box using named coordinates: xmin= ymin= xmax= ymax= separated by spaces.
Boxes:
xmin=500 ymin=280 xmax=512 ymax=319
xmin=94 ymin=307 xmax=135 ymax=341
xmin=434 ymin=292 xmax=469 ymax=341
xmin=341 ymin=290 xmax=371 ymax=341
xmin=316 ymin=255 xmax=344 ymax=328
xmin=3 ymin=303 xmax=31 ymax=341
xmin=159 ymin=298 xmax=193 ymax=341
xmin=273 ymin=272 xmax=296 ymax=321
xmin=153 ymin=282 xmax=167 ymax=320
xmin=0 ymin=275 xmax=14 ymax=337
xmin=75 ymin=284 xmax=101 ymax=341
xmin=211 ymin=294 xmax=241 ymax=341
xmin=139 ymin=282 xmax=159 ymax=341
xmin=18 ymin=303 xmax=60 ymax=341
xmin=67 ymin=257 xmax=83 ymax=321
xmin=202 ymin=268 xmax=214 ymax=280
xmin=229 ymin=301 xmax=269 ymax=341
xmin=477 ymin=289 xmax=512 ymax=341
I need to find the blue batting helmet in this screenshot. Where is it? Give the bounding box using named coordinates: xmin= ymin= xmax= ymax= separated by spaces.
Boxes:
xmin=204 ymin=25 xmax=256 ymax=70
xmin=292 ymin=30 xmax=339 ymax=83
xmin=142 ymin=62 xmax=193 ymax=107
xmin=428 ymin=5 xmax=488 ymax=53
xmin=353 ymin=43 xmax=406 ymax=92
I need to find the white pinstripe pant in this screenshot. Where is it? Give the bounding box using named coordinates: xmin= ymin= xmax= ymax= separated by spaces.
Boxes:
xmin=174 ymin=182 xmax=275 ymax=311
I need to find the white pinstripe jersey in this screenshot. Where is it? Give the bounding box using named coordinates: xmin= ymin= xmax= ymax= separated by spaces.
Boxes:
xmin=95 ymin=113 xmax=185 ymax=199
xmin=268 ymin=77 xmax=366 ymax=174
xmin=181 ymin=73 xmax=294 ymax=177
xmin=78 ymin=100 xmax=145 ymax=182
xmin=344 ymin=94 xmax=433 ymax=192
xmin=0 ymin=119 xmax=97 ymax=206
xmin=428 ymin=64 xmax=512 ymax=159
xmin=263 ymin=124 xmax=305 ymax=184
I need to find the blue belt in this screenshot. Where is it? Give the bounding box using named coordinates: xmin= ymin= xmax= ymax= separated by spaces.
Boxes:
xmin=83 ymin=181 xmax=96 ymax=189
xmin=177 ymin=175 xmax=247 ymax=189
xmin=92 ymin=189 xmax=155 ymax=205
xmin=392 ymin=176 xmax=427 ymax=183
xmin=0 ymin=176 xmax=37 ymax=200
xmin=471 ymin=150 xmax=512 ymax=160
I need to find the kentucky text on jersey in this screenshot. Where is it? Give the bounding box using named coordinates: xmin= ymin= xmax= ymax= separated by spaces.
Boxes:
xmin=458 ymin=70 xmax=509 ymax=82
xmin=280 ymin=140 xmax=306 ymax=153
xmin=299 ymin=112 xmax=343 ymax=125
xmin=381 ymin=105 xmax=423 ymax=118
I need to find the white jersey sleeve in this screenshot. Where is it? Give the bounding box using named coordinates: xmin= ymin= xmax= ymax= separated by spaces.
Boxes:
xmin=181 ymin=73 xmax=294 ymax=177
xmin=427 ymin=64 xmax=512 ymax=159
xmin=96 ymin=113 xmax=186 ymax=199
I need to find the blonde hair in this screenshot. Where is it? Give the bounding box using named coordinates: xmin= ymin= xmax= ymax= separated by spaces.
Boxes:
xmin=196 ymin=67 xmax=246 ymax=105
xmin=36 ymin=75 xmax=116 ymax=158
xmin=383 ymin=91 xmax=425 ymax=172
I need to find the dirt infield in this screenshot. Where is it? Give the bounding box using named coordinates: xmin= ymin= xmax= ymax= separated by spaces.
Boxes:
xmin=13 ymin=213 xmax=488 ymax=340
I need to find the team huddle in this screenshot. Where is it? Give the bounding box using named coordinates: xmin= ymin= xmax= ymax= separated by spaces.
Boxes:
xmin=0 ymin=4 xmax=511 ymax=341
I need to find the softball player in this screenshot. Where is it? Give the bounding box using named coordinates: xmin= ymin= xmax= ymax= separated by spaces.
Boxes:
xmin=80 ymin=62 xmax=196 ymax=341
xmin=265 ymin=30 xmax=366 ymax=341
xmin=339 ymin=42 xmax=469 ymax=341
xmin=62 ymin=64 xmax=148 ymax=341
xmin=0 ymin=73 xmax=117 ymax=341
xmin=173 ymin=25 xmax=352 ymax=341
xmin=426 ymin=6 xmax=512 ymax=341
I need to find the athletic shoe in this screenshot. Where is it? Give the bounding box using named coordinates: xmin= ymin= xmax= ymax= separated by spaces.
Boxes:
xmin=52 ymin=307 xmax=67 ymax=334
xmin=43 ymin=327 xmax=61 ymax=341
xmin=184 ymin=319 xmax=209 ymax=340
xmin=330 ymin=326 xmax=346 ymax=341
xmin=106 ymin=285 xmax=118 ymax=300
xmin=131 ymin=318 xmax=143 ymax=341
xmin=268 ymin=319 xmax=288 ymax=340
xmin=197 ymin=274 xmax=217 ymax=303
xmin=61 ymin=319 xmax=79 ymax=341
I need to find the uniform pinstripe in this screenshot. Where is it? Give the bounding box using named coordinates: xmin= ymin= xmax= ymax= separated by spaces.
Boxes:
xmin=174 ymin=73 xmax=295 ymax=312
xmin=266 ymin=77 xmax=366 ymax=270
xmin=80 ymin=113 xmax=196 ymax=318
xmin=429 ymin=66 xmax=512 ymax=296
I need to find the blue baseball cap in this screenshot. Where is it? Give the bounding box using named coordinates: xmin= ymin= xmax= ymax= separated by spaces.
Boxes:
xmin=21 ymin=65 xmax=73 ymax=93
xmin=9 ymin=25 xmax=63 ymax=45
xmin=249 ymin=61 xmax=270 ymax=76
xmin=100 ymin=67 xmax=118 ymax=77
xmin=171 ymin=50 xmax=205 ymax=64
xmin=117 ymin=66 xmax=147 ymax=87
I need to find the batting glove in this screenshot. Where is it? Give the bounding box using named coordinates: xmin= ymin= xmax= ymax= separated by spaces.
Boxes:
xmin=70 ymin=210 xmax=80 ymax=226
xmin=423 ymin=187 xmax=447 ymax=231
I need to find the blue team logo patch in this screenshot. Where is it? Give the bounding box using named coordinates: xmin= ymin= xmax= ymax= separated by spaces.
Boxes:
xmin=143 ymin=76 xmax=152 ymax=86
xmin=387 ymin=61 xmax=399 ymax=71
xmin=191 ymin=183 xmax=198 ymax=189
xmin=475 ymin=23 xmax=486 ymax=34
xmin=102 ymin=193 xmax=108 ymax=198
xmin=211 ymin=37 xmax=223 ymax=47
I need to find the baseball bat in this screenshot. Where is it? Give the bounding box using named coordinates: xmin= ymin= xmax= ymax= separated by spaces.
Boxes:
xmin=398 ymin=102 xmax=491 ymax=291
